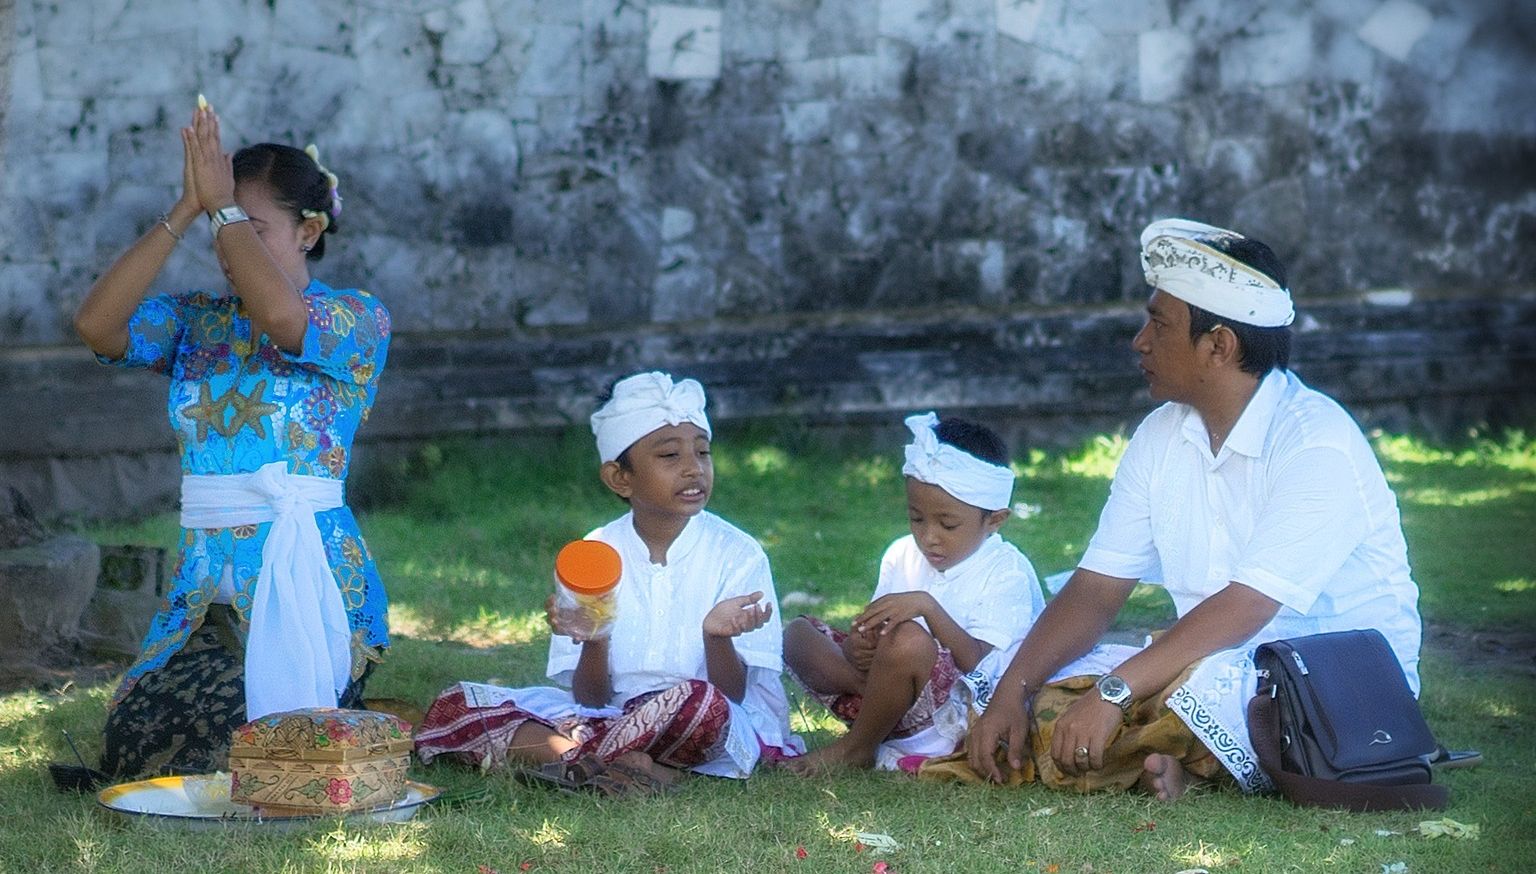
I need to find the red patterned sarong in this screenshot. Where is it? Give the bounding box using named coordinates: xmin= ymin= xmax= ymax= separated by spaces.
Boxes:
xmin=790 ymin=616 xmax=960 ymax=738
xmin=415 ymin=679 xmax=731 ymax=770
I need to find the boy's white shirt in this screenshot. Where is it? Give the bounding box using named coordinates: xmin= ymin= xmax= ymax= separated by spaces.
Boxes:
xmin=546 ymin=510 xmax=801 ymax=757
xmin=866 ymin=532 xmax=1045 ymax=769
xmin=873 ymin=533 xmax=1046 ymax=651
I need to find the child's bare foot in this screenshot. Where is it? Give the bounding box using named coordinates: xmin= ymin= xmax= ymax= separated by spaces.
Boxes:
xmin=1139 ymin=753 xmax=1190 ymax=801
xmin=613 ymin=750 xmax=680 ymax=787
xmin=783 ymin=741 xmax=876 ymax=775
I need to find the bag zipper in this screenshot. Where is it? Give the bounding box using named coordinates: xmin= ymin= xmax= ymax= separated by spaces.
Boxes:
xmin=1291 ymin=651 xmax=1309 ymax=675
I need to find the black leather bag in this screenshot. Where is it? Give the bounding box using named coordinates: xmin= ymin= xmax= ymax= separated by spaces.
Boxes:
xmin=1247 ymin=628 xmax=1448 ymax=811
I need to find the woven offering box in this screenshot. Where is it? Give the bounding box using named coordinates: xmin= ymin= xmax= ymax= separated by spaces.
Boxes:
xmin=229 ymin=707 xmax=412 ymax=815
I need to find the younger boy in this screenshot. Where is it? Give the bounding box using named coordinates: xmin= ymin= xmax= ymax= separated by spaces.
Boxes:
xmin=415 ymin=372 xmax=800 ymax=791
xmin=784 ymin=412 xmax=1044 ymax=772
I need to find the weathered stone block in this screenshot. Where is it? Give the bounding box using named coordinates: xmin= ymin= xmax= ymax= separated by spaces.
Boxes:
xmin=519 ymin=24 xmax=585 ymax=97
xmin=39 ymin=32 xmax=192 ymax=99
xmin=1357 ymin=0 xmax=1433 ymax=63
xmin=1079 ymin=0 xmax=1171 ymax=35
xmin=424 ymin=0 xmax=503 ymax=65
xmin=0 ymin=536 xmax=100 ymax=661
xmin=78 ymin=589 xmax=160 ymax=659
xmin=996 ymin=0 xmax=1047 ymax=45
xmin=647 ymin=5 xmax=722 ymax=80
xmin=97 ymin=545 xmax=168 ymax=595
xmin=1220 ymin=20 xmax=1315 ymax=88
xmin=1138 ymin=28 xmax=1194 ymax=103
xmin=808 ymin=0 xmax=878 ymax=58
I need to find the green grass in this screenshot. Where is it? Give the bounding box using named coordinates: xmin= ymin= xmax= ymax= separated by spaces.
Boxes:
xmin=3 ymin=428 xmax=1532 ymax=873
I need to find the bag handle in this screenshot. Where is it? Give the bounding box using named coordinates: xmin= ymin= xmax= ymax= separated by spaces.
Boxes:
xmin=1248 ymin=693 xmax=1448 ymax=812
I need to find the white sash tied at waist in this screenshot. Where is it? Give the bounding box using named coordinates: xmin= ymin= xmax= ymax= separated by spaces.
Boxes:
xmin=180 ymin=461 xmax=350 ymax=720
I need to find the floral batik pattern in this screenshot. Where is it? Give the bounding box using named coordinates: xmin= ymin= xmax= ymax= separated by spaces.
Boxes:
xmin=789 ymin=616 xmax=960 ymax=738
xmin=413 ymin=680 xmax=732 ymax=771
xmin=104 ymin=279 xmax=391 ymax=707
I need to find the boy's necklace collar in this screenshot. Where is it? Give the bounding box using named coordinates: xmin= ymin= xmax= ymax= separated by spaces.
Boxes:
xmin=628 ymin=511 xmax=703 ymax=566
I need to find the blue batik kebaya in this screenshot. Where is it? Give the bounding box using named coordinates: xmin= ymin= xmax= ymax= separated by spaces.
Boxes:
xmin=104 ymin=279 xmax=391 ymax=707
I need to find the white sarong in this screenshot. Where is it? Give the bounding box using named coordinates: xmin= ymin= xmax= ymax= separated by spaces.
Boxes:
xmin=1163 ymin=646 xmax=1273 ymax=793
xmin=180 ymin=461 xmax=350 ymax=720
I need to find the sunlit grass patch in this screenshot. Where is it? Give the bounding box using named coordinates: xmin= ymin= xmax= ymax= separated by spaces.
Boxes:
xmin=743 ymin=445 xmax=792 ymax=475
xmin=1493 ymin=578 xmax=1535 ymax=594
xmin=1373 ymin=429 xmax=1536 ymax=474
xmin=308 ymin=821 xmax=430 ymax=864
xmin=1058 ymin=433 xmax=1129 ymax=479
xmin=519 ymin=819 xmax=571 ymax=849
xmin=388 ymin=604 xmax=547 ymax=647
xmin=1399 ymin=482 xmax=1536 ymax=507
xmin=841 ymin=455 xmax=898 ymax=488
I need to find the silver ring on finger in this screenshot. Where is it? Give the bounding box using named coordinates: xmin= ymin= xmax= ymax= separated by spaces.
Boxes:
xmin=1074 ymin=745 xmax=1090 ymax=759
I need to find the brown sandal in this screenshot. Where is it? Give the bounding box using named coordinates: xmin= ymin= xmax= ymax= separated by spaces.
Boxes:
xmin=515 ymin=754 xmax=667 ymax=799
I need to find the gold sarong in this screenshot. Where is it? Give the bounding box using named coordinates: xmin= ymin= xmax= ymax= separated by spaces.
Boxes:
xmin=918 ymin=663 xmax=1227 ymax=792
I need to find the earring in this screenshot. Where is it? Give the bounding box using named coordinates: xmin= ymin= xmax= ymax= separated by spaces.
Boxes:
xmin=300 ymin=244 xmax=313 ymax=252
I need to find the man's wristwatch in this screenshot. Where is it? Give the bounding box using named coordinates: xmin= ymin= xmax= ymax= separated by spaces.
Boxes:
xmin=208 ymin=204 xmax=250 ymax=236
xmin=1096 ymin=674 xmax=1134 ymax=713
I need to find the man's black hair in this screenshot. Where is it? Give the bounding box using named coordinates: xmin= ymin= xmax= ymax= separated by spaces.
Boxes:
xmin=933 ymin=416 xmax=1010 ymax=467
xmin=1186 ymin=234 xmax=1292 ymax=375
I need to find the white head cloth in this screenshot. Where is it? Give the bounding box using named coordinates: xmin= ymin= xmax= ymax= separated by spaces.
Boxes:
xmin=1140 ymin=218 xmax=1295 ymax=328
xmin=901 ymin=412 xmax=1015 ymax=511
xmin=590 ymin=371 xmax=712 ymax=463
xmin=179 ymin=461 xmax=351 ymax=720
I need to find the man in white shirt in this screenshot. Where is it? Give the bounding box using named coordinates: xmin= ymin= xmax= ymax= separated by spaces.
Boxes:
xmin=957 ymin=219 xmax=1422 ymax=800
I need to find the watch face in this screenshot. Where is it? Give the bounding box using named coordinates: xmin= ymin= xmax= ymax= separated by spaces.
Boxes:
xmin=1098 ymin=675 xmax=1130 ymax=703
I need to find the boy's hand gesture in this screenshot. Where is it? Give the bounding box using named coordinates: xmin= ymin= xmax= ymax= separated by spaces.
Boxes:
xmin=841 ymin=625 xmax=879 ymax=673
xmin=854 ymin=591 xmax=939 ymax=635
xmin=703 ymin=591 xmax=773 ymax=639
xmin=544 ymin=593 xmax=608 ymax=643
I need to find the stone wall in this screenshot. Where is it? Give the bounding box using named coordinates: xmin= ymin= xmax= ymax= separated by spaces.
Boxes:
xmin=1 ymin=0 xmax=1534 ymax=514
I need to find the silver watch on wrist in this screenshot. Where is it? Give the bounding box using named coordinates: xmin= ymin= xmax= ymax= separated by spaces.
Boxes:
xmin=208 ymin=204 xmax=250 ymax=235
xmin=1096 ymin=673 xmax=1133 ymax=713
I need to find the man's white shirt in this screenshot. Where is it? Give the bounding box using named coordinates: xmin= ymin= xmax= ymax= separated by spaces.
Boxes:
xmin=1079 ymin=368 xmax=1422 ymax=691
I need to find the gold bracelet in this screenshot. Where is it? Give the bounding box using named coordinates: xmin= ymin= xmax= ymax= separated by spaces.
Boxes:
xmin=157 ymin=214 xmax=183 ymax=242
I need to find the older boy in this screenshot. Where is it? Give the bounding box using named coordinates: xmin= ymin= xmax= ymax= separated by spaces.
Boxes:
xmin=415 ymin=372 xmax=801 ymax=790
xmin=785 ymin=413 xmax=1044 ymax=772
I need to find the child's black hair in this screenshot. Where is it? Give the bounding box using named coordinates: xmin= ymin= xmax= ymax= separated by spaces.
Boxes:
xmin=933 ymin=416 xmax=1009 ymax=467
xmin=594 ymin=374 xmax=637 ymax=471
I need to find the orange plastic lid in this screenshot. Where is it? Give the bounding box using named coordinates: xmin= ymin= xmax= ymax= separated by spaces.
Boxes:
xmin=555 ymin=540 xmax=622 ymax=595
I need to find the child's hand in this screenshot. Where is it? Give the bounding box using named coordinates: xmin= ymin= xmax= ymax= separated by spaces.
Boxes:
xmin=545 ymin=593 xmax=607 ymax=643
xmin=854 ymin=592 xmax=938 ymax=635
xmin=703 ymin=591 xmax=773 ymax=639
xmin=841 ymin=627 xmax=878 ymax=673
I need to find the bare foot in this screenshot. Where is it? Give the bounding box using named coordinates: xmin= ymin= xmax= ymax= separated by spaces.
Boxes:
xmin=783 ymin=741 xmax=876 ymax=775
xmin=1139 ymin=753 xmax=1190 ymax=801
xmin=613 ymin=750 xmax=680 ymax=787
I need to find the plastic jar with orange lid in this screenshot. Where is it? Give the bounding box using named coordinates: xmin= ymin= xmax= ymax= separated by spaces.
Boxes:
xmin=553 ymin=539 xmax=623 ymax=640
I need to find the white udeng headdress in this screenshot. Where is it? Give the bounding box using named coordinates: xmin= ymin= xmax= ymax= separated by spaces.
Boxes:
xmin=1140 ymin=218 xmax=1295 ymax=328
xmin=590 ymin=371 xmax=712 ymax=463
xmin=901 ymin=412 xmax=1015 ymax=511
